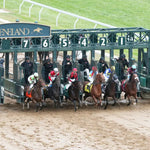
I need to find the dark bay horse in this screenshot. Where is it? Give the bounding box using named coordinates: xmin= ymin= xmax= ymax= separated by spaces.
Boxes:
xmin=103 ymin=73 xmax=120 ymax=109
xmin=122 ymin=73 xmax=139 ymax=105
xmin=43 ymin=76 xmax=62 ymax=107
xmin=68 ymin=80 xmax=82 ymax=111
xmin=83 ymin=73 xmax=105 ymax=107
xmin=24 ymin=79 xmax=45 ymax=112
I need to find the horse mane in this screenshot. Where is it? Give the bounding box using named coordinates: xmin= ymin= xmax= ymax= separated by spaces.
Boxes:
xmin=93 ymin=73 xmax=103 ymax=85
xmin=129 ymin=73 xmax=134 ymax=82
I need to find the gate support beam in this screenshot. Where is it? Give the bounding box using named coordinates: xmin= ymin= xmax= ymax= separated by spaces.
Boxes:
xmin=33 ymin=50 xmax=37 ymax=72
xmin=101 ymin=50 xmax=105 ymax=60
xmin=13 ymin=51 xmax=18 ymax=81
xmin=129 ymin=48 xmax=133 ymax=66
xmin=63 ymin=51 xmax=67 ymax=60
xmin=72 ymin=49 xmax=76 ymax=67
xmin=91 ymin=49 xmax=95 ymax=66
xmin=110 ymin=48 xmax=114 ymax=66
xmin=138 ymin=48 xmax=142 ymax=73
xmin=5 ymin=53 xmax=9 ymax=78
xmin=120 ymin=49 xmax=124 ymax=57
xmin=53 ymin=49 xmax=57 ymax=68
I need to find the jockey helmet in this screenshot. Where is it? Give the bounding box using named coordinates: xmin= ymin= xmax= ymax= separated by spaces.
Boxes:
xmin=110 ymin=66 xmax=115 ymax=71
xmin=73 ymin=68 xmax=77 ymax=72
xmin=131 ymin=65 xmax=136 ymax=70
xmin=92 ymin=66 xmax=97 ymax=71
xmin=54 ymin=68 xmax=58 ymax=73
xmin=34 ymin=72 xmax=39 ymax=78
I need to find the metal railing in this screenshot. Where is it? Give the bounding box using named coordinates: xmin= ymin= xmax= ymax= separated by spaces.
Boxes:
xmin=19 ymin=0 xmax=116 ymax=29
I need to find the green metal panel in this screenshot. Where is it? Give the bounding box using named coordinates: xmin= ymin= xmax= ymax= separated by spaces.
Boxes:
xmin=140 ymin=76 xmax=146 ymax=87
xmin=2 ymin=39 xmax=10 ymax=50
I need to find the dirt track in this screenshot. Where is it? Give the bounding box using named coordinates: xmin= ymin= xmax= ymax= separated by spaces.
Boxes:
xmin=0 ymin=98 xmax=150 ymax=150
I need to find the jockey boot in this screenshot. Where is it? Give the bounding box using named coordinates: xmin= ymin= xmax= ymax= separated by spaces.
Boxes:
xmin=137 ymin=91 xmax=140 ymax=97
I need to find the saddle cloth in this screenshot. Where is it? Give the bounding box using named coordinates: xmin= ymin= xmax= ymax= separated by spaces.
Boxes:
xmin=84 ymin=83 xmax=93 ymax=93
xmin=26 ymin=90 xmax=32 ymax=98
xmin=121 ymin=80 xmax=127 ymax=92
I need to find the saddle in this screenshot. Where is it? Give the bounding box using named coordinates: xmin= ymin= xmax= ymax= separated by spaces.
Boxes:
xmin=84 ymin=83 xmax=93 ymax=93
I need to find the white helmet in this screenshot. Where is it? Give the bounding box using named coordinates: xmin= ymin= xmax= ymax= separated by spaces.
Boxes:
xmin=54 ymin=68 xmax=58 ymax=73
xmin=34 ymin=72 xmax=39 ymax=78
xmin=131 ymin=65 xmax=136 ymax=69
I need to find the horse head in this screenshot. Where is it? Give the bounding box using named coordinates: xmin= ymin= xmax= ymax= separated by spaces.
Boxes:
xmin=130 ymin=73 xmax=139 ymax=84
xmin=95 ymin=73 xmax=105 ymax=84
xmin=36 ymin=79 xmax=46 ymax=88
xmin=132 ymin=73 xmax=139 ymax=83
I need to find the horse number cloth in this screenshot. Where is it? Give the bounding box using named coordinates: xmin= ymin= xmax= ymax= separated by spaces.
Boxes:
xmin=26 ymin=91 xmax=32 ymax=98
xmin=84 ymin=83 xmax=93 ymax=93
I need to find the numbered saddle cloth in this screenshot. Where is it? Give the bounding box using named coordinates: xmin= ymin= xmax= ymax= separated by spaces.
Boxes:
xmin=26 ymin=91 xmax=32 ymax=98
xmin=84 ymin=83 xmax=93 ymax=93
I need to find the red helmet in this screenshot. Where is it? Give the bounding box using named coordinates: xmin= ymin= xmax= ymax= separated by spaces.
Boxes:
xmin=73 ymin=68 xmax=77 ymax=72
xmin=92 ymin=66 xmax=97 ymax=71
xmin=50 ymin=71 xmax=55 ymax=76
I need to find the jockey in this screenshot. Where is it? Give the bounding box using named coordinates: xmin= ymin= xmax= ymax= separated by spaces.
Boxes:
xmin=48 ymin=67 xmax=59 ymax=87
xmin=28 ymin=72 xmax=39 ymax=93
xmin=88 ymin=66 xmax=98 ymax=83
xmin=104 ymin=68 xmax=111 ymax=82
xmin=64 ymin=68 xmax=78 ymax=90
xmin=123 ymin=64 xmax=139 ymax=90
xmin=68 ymin=68 xmax=78 ymax=82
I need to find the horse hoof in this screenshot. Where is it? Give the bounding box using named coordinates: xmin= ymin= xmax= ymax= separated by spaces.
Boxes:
xmin=133 ymin=102 xmax=136 ymax=105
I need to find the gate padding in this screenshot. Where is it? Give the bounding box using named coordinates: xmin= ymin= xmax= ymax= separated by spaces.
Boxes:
xmin=3 ymin=78 xmax=24 ymax=103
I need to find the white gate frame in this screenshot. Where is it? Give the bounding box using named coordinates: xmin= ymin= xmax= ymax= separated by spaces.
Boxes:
xmin=3 ymin=0 xmax=5 ymax=8
xmin=19 ymin=0 xmax=116 ymax=29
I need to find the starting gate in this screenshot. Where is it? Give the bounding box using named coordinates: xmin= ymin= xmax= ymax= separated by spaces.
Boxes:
xmin=0 ymin=23 xmax=150 ymax=103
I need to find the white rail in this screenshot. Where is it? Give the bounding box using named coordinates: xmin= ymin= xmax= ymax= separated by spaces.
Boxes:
xmin=19 ymin=0 xmax=116 ymax=28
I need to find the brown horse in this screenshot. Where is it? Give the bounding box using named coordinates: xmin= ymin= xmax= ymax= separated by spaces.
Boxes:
xmin=68 ymin=80 xmax=82 ymax=111
xmin=103 ymin=73 xmax=120 ymax=109
xmin=24 ymin=79 xmax=45 ymax=112
xmin=83 ymin=73 xmax=105 ymax=107
xmin=122 ymin=73 xmax=139 ymax=105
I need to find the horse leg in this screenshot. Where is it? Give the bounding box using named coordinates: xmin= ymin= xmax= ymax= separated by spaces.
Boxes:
xmin=73 ymin=100 xmax=77 ymax=112
xmin=92 ymin=95 xmax=98 ymax=107
xmin=112 ymin=96 xmax=116 ymax=106
xmin=104 ymin=96 xmax=108 ymax=110
xmin=39 ymin=101 xmax=43 ymax=110
xmin=127 ymin=95 xmax=131 ymax=106
xmin=36 ymin=102 xmax=40 ymax=112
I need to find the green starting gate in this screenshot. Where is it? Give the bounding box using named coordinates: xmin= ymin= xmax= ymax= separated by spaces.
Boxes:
xmin=0 ymin=23 xmax=150 ymax=103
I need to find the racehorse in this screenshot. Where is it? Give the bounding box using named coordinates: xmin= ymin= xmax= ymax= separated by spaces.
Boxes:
xmin=43 ymin=76 xmax=62 ymax=107
xmin=121 ymin=73 xmax=139 ymax=105
xmin=103 ymin=73 xmax=120 ymax=109
xmin=68 ymin=80 xmax=82 ymax=111
xmin=83 ymin=73 xmax=105 ymax=107
xmin=24 ymin=79 xmax=45 ymax=112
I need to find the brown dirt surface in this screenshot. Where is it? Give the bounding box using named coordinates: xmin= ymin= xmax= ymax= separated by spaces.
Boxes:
xmin=0 ymin=98 xmax=150 ymax=150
